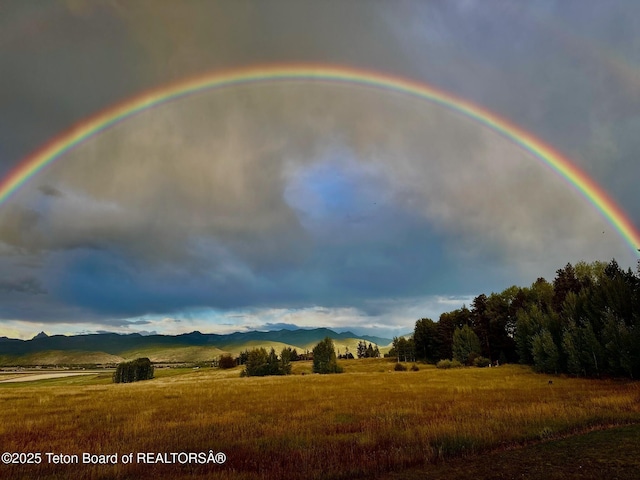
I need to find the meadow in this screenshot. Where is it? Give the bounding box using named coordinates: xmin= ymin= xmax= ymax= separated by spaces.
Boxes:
xmin=1 ymin=359 xmax=639 ymax=479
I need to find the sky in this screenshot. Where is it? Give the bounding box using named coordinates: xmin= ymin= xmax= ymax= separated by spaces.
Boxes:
xmin=1 ymin=0 xmax=639 ymax=340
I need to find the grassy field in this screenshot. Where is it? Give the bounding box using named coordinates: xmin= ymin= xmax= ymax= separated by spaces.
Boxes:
xmin=0 ymin=359 xmax=639 ymax=479
xmin=386 ymin=423 xmax=640 ymax=480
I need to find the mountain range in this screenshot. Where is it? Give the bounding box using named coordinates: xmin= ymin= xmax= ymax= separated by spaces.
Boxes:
xmin=0 ymin=328 xmax=393 ymax=366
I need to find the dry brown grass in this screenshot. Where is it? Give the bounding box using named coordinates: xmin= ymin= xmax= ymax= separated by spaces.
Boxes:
xmin=1 ymin=360 xmax=639 ymax=479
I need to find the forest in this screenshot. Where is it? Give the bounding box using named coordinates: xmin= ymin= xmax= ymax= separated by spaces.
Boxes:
xmin=406 ymin=259 xmax=640 ymax=378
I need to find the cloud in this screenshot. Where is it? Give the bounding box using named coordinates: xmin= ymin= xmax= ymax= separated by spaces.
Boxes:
xmin=0 ymin=277 xmax=46 ymax=295
xmin=1 ymin=2 xmax=639 ymax=337
xmin=260 ymin=323 xmax=306 ymax=331
xmin=379 ymin=1 xmax=640 ymax=226
xmin=38 ymin=184 xmax=64 ymax=197
xmin=0 ymin=82 xmax=631 ymax=324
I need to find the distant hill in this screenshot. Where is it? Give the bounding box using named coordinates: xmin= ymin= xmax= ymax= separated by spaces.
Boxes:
xmin=0 ymin=328 xmax=392 ymax=365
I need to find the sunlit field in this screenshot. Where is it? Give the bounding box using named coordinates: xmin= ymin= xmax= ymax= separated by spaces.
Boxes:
xmin=1 ymin=360 xmax=639 ymax=480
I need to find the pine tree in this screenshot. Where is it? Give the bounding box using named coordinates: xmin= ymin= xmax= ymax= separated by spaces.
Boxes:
xmin=366 ymin=343 xmax=374 ymax=358
xmin=312 ymin=337 xmax=342 ymax=374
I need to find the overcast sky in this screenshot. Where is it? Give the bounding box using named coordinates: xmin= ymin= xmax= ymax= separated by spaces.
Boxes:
xmin=1 ymin=1 xmax=639 ymax=340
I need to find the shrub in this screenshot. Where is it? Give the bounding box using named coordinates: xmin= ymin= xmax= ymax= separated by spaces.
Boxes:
xmin=473 ymin=356 xmax=491 ymax=368
xmin=394 ymin=362 xmax=407 ymax=371
xmin=467 ymin=351 xmax=480 ymax=366
xmin=436 ymin=359 xmax=451 ymax=369
xmin=436 ymin=359 xmax=463 ymax=369
xmin=218 ymin=354 xmax=237 ymax=369
xmin=410 ymin=364 xmax=420 ymax=371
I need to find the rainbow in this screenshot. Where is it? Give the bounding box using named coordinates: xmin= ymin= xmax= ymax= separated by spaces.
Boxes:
xmin=2 ymin=64 xmax=639 ymax=255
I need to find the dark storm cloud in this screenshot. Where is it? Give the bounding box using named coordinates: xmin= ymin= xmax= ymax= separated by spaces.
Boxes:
xmin=1 ymin=82 xmax=623 ymax=324
xmin=0 ymin=0 xmax=405 ymax=177
xmin=0 ymin=278 xmax=46 ymax=295
xmin=380 ymin=1 xmax=640 ymax=225
xmin=125 ymin=320 xmax=152 ymax=326
xmin=0 ymin=205 xmax=41 ymax=251
xmin=38 ymin=185 xmax=64 ymax=197
xmin=0 ymin=2 xmax=147 ymax=178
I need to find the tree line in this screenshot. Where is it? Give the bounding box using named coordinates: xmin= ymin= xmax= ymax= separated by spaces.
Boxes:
xmin=411 ymin=259 xmax=640 ymax=377
xmin=237 ymin=338 xmax=343 ymax=376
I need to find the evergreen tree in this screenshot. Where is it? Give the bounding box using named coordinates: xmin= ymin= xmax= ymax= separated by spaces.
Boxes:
xmin=280 ymin=347 xmax=293 ymax=375
xmin=268 ymin=347 xmax=280 ymax=375
xmin=280 ymin=347 xmax=299 ymax=363
xmin=414 ymin=317 xmax=439 ymax=363
xmin=552 ymin=263 xmax=582 ymax=313
xmin=471 ymin=294 xmax=491 ymax=360
xmin=312 ymin=337 xmax=342 ymax=374
xmin=237 ymin=350 xmax=249 ymax=365
xmin=485 ymin=288 xmax=520 ymax=362
xmin=366 ymin=343 xmax=375 ymax=358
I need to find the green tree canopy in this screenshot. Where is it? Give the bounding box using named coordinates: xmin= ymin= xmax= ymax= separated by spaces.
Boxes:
xmin=452 ymin=324 xmax=481 ymax=365
xmin=531 ymin=328 xmax=559 ymax=374
xmin=113 ymin=357 xmax=154 ymax=383
xmin=243 ymin=347 xmax=292 ymax=377
xmin=414 ymin=317 xmax=439 ymax=363
xmin=312 ymin=337 xmax=342 ymax=374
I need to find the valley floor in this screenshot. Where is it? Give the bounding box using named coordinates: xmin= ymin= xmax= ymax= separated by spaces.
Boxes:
xmin=0 ymin=359 xmax=638 ymax=479
xmin=0 ymin=371 xmax=106 ymax=383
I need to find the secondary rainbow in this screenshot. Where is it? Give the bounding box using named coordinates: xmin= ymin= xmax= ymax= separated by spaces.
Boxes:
xmin=2 ymin=64 xmax=639 ymax=255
